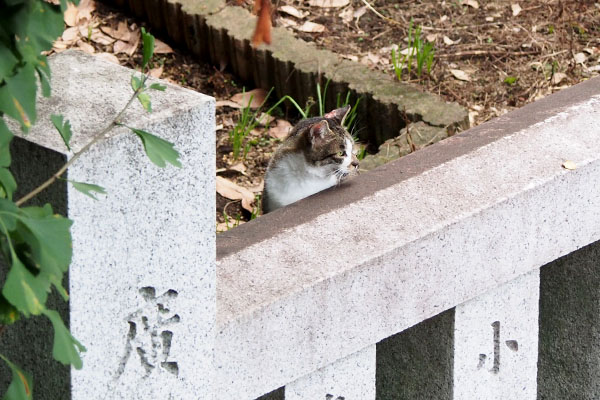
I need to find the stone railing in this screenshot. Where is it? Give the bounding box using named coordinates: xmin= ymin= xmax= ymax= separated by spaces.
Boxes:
xmin=3 ymin=50 xmax=600 ymax=400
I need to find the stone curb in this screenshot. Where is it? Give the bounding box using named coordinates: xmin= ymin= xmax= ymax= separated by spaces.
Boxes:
xmin=107 ymin=0 xmax=468 ymax=145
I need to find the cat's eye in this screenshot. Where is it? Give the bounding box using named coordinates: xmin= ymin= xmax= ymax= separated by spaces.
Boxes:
xmin=338 ymin=151 xmax=346 ymax=157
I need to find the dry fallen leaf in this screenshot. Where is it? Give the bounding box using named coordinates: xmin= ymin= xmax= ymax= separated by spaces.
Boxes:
xmin=125 ymin=32 xmax=140 ymax=56
xmin=562 ymin=160 xmax=576 ymax=170
xmin=463 ymin=0 xmax=479 ymax=9
xmin=94 ymin=52 xmax=120 ymax=64
xmin=231 ymin=88 xmax=268 ymax=108
xmin=149 ymin=65 xmax=163 ymax=78
xmin=268 ymin=119 xmax=293 ymax=139
xmin=100 ymin=21 xmax=131 ymax=42
xmin=90 ymin=30 xmax=115 ymax=45
xmin=279 ymin=5 xmax=307 ymax=19
xmin=216 ymin=100 xmax=243 ymax=109
xmin=551 ymin=72 xmax=567 ymax=85
xmin=511 ymin=3 xmax=522 ymax=16
xmin=154 ymin=39 xmax=174 ymax=54
xmin=360 ymin=52 xmax=380 ymax=66
xmin=76 ymin=0 xmax=96 ymax=22
xmin=443 ymin=35 xmax=459 ymax=45
xmin=229 ymin=162 xmax=248 ymax=174
xmin=52 ymin=40 xmax=68 ymax=53
xmin=216 ymin=176 xmax=256 ymax=212
xmin=574 ymin=52 xmax=587 ymax=64
xmin=64 ymin=3 xmax=79 ymax=26
xmin=426 ymin=33 xmax=438 ymax=42
xmin=76 ymin=39 xmax=95 ymax=54
xmin=257 ymin=112 xmax=276 ymax=126
xmin=113 ymin=39 xmax=137 ymax=55
xmin=297 ymin=21 xmax=326 ymax=33
xmin=339 ymin=7 xmax=354 ymax=23
xmin=450 ymin=69 xmax=471 ymax=81
xmin=354 ymin=6 xmax=367 ymax=20
xmin=308 ymin=0 xmax=349 ymax=7
xmin=468 ymin=110 xmax=479 ymax=127
xmin=62 ymin=27 xmax=80 ymax=43
xmin=279 ymin=17 xmax=299 ymax=28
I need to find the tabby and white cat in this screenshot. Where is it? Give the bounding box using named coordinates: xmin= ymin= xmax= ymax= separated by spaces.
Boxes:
xmin=262 ymin=105 xmax=359 ymax=213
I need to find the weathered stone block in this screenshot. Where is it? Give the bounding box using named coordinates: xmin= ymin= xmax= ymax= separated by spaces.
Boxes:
xmin=1 ymin=50 xmax=215 ymax=399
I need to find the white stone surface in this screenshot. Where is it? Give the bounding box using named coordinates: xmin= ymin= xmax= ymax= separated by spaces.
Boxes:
xmin=26 ymin=51 xmax=215 ymax=399
xmin=285 ymin=345 xmax=376 ymax=400
xmin=454 ymin=270 xmax=539 ymax=399
xmin=216 ymin=89 xmax=600 ymax=398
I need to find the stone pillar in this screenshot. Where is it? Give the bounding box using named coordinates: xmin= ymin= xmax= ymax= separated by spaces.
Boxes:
xmin=286 ymin=345 xmax=376 ymax=400
xmin=375 ymin=270 xmax=539 ymax=400
xmin=538 ymin=239 xmax=600 ymax=399
xmin=0 ymin=50 xmax=215 ymax=399
xmin=453 ymin=269 xmax=539 ymax=399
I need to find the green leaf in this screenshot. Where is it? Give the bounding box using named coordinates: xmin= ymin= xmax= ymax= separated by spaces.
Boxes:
xmin=35 ymin=56 xmax=52 ymax=98
xmin=129 ymin=127 xmax=181 ymax=168
xmin=68 ymin=180 xmax=106 ymax=200
xmin=0 ymin=296 xmax=20 ymax=325
xmin=0 ymin=168 xmax=16 ymax=200
xmin=17 ymin=209 xmax=73 ymax=276
xmin=141 ymin=27 xmax=155 ymax=69
xmin=45 ymin=273 xmax=69 ymax=301
xmin=137 ymin=92 xmax=152 ymax=113
xmin=0 ymin=46 xmax=18 ymax=82
xmin=44 ymin=309 xmax=86 ymax=369
xmin=148 ymin=83 xmax=166 ymax=91
xmin=0 ymin=197 xmax=19 ymax=230
xmin=50 ymin=114 xmax=72 ymax=151
xmin=504 ymin=76 xmax=518 ymax=86
xmin=15 ymin=2 xmax=63 ymax=63
xmin=130 ymin=74 xmax=142 ymax=92
xmin=0 ymin=354 xmax=33 ymax=400
xmin=0 ymin=64 xmax=37 ymax=131
xmin=2 ymin=255 xmax=48 ymax=316
xmin=0 ymin=119 xmax=14 ymax=168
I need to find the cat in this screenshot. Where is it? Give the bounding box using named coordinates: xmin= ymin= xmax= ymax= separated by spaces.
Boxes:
xmin=262 ymin=105 xmax=359 ymax=213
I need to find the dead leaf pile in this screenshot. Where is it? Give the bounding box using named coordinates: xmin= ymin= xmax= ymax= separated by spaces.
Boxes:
xmin=50 ymin=0 xmax=172 ymax=72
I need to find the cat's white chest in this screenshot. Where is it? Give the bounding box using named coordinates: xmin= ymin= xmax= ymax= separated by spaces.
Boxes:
xmin=265 ymin=154 xmax=337 ymax=210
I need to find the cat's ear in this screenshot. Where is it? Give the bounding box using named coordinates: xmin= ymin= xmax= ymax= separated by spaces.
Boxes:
xmin=309 ymin=120 xmax=329 ymax=146
xmin=324 ymin=105 xmax=351 ymax=125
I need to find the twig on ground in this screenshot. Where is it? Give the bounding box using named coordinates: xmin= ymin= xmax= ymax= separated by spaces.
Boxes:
xmin=360 ymin=0 xmax=401 ymax=26
xmin=438 ymin=49 xmax=541 ymax=59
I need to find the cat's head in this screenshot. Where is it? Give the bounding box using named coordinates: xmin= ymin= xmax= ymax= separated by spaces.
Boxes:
xmin=299 ymin=105 xmax=359 ymax=181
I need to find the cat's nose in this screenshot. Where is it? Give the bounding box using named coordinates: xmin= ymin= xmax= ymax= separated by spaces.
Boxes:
xmin=351 ymin=160 xmax=359 ymax=168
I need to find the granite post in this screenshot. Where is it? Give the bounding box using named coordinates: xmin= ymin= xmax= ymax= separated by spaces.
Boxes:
xmin=0 ymin=50 xmax=215 ymax=399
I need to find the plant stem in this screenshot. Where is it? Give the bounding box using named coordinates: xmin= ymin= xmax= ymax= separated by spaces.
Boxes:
xmin=15 ymin=79 xmax=146 ymax=207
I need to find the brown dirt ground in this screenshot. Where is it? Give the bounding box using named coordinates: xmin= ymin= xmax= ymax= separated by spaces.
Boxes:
xmin=53 ymin=0 xmax=599 ymax=232
xmin=273 ymin=0 xmax=600 ymax=124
